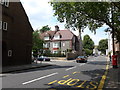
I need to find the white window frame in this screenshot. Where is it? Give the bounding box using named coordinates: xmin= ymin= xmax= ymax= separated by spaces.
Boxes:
xmin=53 ymin=43 xmax=59 ymax=48
xmin=44 ymin=36 xmax=49 ymax=40
xmin=0 ymin=0 xmax=9 ymax=7
xmin=63 ymin=43 xmax=65 ymax=46
xmin=0 ymin=21 xmax=2 ymax=29
xmin=3 ymin=22 xmax=7 ymax=30
xmin=54 ymin=35 xmax=60 ymax=40
xmin=0 ymin=0 xmax=4 ymax=4
xmin=53 ymin=50 xmax=58 ymax=54
xmin=43 ymin=43 xmax=46 ymax=48
xmin=8 ymin=50 xmax=12 ymax=57
xmin=43 ymin=43 xmax=49 ymax=48
xmin=4 ymin=0 xmax=9 ymax=7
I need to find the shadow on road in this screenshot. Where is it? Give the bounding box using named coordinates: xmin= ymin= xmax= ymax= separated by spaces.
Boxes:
xmin=87 ymin=61 xmax=107 ymax=65
xmin=43 ymin=68 xmax=107 ymax=89
xmin=11 ymin=65 xmax=74 ymax=74
xmin=44 ymin=66 xmax=119 ymax=89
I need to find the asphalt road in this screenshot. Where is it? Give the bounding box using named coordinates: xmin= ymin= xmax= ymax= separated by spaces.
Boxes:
xmin=2 ymin=56 xmax=108 ymax=89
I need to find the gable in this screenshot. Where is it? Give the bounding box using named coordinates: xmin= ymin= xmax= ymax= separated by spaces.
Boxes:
xmin=52 ymin=30 xmax=74 ymax=41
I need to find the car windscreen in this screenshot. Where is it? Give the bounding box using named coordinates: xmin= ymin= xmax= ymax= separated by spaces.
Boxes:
xmin=40 ymin=56 xmax=46 ymax=58
xmin=78 ymin=56 xmax=85 ymax=58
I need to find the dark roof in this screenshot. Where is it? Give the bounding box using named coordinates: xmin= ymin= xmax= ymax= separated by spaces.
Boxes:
xmin=40 ymin=30 xmax=77 ymax=41
xmin=52 ymin=30 xmax=74 ymax=41
xmin=40 ymin=31 xmax=56 ymax=40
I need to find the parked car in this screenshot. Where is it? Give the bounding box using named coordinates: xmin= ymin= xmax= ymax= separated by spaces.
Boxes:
xmin=37 ymin=56 xmax=50 ymax=61
xmin=94 ymin=54 xmax=99 ymax=57
xmin=76 ymin=56 xmax=87 ymax=63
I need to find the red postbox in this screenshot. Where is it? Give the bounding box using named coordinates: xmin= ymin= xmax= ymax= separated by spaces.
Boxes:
xmin=112 ymin=55 xmax=118 ymax=68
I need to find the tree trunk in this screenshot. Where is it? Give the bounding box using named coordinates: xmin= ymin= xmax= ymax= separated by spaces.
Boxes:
xmin=78 ymin=28 xmax=83 ymax=55
xmin=111 ymin=3 xmax=115 ymax=55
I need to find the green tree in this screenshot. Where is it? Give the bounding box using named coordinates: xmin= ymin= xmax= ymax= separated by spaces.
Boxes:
xmin=32 ymin=30 xmax=44 ymax=57
xmin=50 ymin=2 xmax=120 ymax=41
xmin=40 ymin=25 xmax=51 ymax=33
xmin=50 ymin=2 xmax=120 ymax=54
xmin=83 ymin=35 xmax=94 ymax=55
xmin=98 ymin=39 xmax=108 ymax=54
xmin=84 ymin=49 xmax=93 ymax=56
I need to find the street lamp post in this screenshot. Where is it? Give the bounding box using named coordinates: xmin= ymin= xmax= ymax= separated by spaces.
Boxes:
xmin=105 ymin=28 xmax=111 ymax=55
xmin=108 ymin=31 xmax=111 ymax=54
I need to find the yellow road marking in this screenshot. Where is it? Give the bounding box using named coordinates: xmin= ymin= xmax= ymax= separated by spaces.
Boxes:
xmin=63 ymin=75 xmax=69 ymax=78
xmin=58 ymin=78 xmax=72 ymax=85
xmin=76 ymin=80 xmax=87 ymax=88
xmin=86 ymin=81 xmax=98 ymax=89
xmin=47 ymin=58 xmax=109 ymax=89
xmin=86 ymin=81 xmax=98 ymax=90
xmin=106 ymin=64 xmax=109 ymax=70
xmin=97 ymin=58 xmax=109 ymax=90
xmin=96 ymin=74 xmax=100 ymax=76
xmin=48 ymin=80 xmax=57 ymax=85
xmin=67 ymin=79 xmax=80 ymax=86
xmin=73 ymin=71 xmax=80 ymax=74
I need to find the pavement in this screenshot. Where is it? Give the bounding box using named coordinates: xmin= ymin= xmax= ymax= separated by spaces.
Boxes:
xmin=104 ymin=58 xmax=120 ymax=89
xmin=1 ymin=57 xmax=67 ymax=73
xmin=1 ymin=57 xmax=120 ymax=89
xmin=1 ymin=62 xmax=52 ymax=73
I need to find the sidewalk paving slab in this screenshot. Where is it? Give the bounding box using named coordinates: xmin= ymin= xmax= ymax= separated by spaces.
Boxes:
xmin=104 ymin=61 xmax=120 ymax=89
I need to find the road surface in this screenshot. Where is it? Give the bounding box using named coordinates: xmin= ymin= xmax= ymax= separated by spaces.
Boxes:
xmin=2 ymin=56 xmax=109 ymax=89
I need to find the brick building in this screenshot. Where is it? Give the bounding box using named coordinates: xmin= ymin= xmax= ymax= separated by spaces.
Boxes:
xmin=40 ymin=26 xmax=79 ymax=54
xmin=1 ymin=1 xmax=33 ymax=66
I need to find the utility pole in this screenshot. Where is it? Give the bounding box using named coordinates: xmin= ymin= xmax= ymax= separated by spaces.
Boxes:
xmin=108 ymin=31 xmax=111 ymax=54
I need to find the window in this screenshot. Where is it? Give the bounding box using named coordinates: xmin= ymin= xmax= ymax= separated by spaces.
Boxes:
xmin=43 ymin=43 xmax=47 ymax=48
xmin=0 ymin=0 xmax=9 ymax=7
xmin=54 ymin=35 xmax=60 ymax=40
xmin=53 ymin=43 xmax=59 ymax=48
xmin=53 ymin=50 xmax=58 ymax=54
xmin=43 ymin=43 xmax=50 ymax=48
xmin=8 ymin=50 xmax=12 ymax=57
xmin=0 ymin=0 xmax=4 ymax=4
xmin=4 ymin=0 xmax=9 ymax=7
xmin=3 ymin=22 xmax=7 ymax=30
xmin=63 ymin=43 xmax=65 ymax=46
xmin=0 ymin=21 xmax=8 ymax=30
xmin=44 ymin=36 xmax=49 ymax=40
xmin=0 ymin=21 xmax=2 ymax=29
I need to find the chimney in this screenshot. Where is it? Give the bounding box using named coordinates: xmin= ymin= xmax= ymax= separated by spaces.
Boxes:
xmin=55 ymin=25 xmax=59 ymax=31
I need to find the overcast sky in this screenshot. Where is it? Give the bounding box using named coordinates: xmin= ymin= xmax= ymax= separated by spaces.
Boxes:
xmin=21 ymin=0 xmax=109 ymax=45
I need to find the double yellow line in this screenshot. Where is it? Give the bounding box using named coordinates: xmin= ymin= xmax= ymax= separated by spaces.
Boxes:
xmin=97 ymin=57 xmax=109 ymax=90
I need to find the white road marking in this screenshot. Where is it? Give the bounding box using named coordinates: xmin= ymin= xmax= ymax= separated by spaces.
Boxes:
xmin=79 ymin=63 xmax=85 ymax=66
xmin=22 ymin=72 xmax=58 ymax=85
xmin=66 ymin=66 xmax=76 ymax=71
xmin=65 ymin=63 xmax=85 ymax=71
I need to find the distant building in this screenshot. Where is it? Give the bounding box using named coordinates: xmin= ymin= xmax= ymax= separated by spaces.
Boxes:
xmin=1 ymin=1 xmax=33 ymax=66
xmin=93 ymin=45 xmax=102 ymax=55
xmin=107 ymin=32 xmax=120 ymax=55
xmin=107 ymin=31 xmax=113 ymax=55
xmin=40 ymin=26 xmax=79 ymax=54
